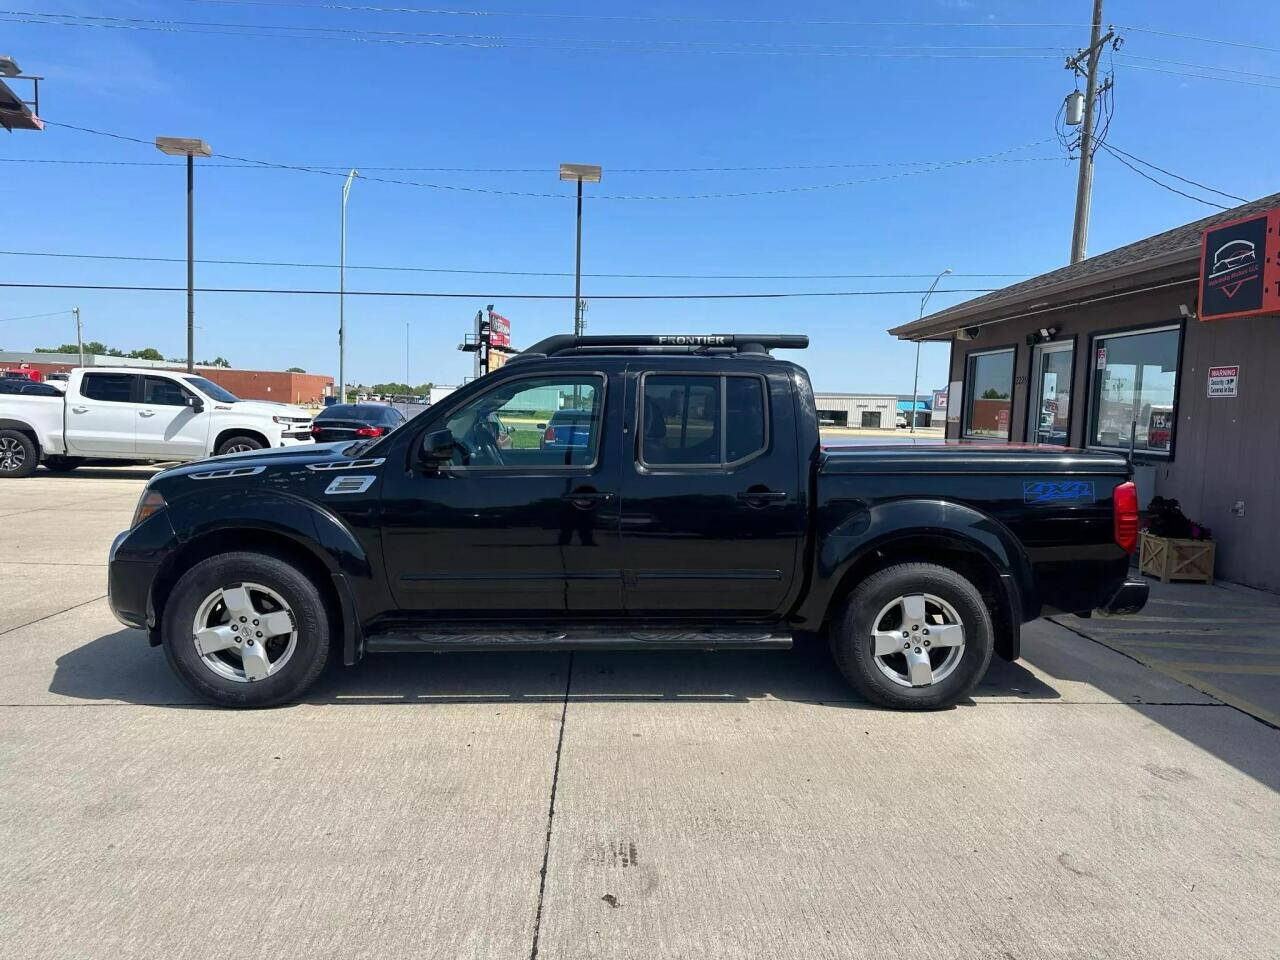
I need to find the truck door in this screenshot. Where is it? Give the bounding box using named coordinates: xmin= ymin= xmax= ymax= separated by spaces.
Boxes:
xmin=619 ymin=367 xmax=804 ymax=617
xmin=380 ymin=369 xmax=624 ymax=616
xmin=136 ymin=375 xmax=210 ymax=459
xmin=65 ymin=372 xmax=141 ymax=455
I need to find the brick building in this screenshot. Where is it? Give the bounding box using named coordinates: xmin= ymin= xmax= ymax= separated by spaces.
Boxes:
xmin=0 ymin=352 xmax=332 ymax=405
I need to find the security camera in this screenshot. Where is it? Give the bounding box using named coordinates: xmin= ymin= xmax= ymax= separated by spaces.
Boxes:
xmin=957 ymin=326 xmax=980 ymax=341
xmin=1179 ymin=304 xmax=1197 ymax=321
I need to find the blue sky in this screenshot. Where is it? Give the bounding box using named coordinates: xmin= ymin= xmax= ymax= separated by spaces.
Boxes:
xmin=2 ymin=0 xmax=1278 ymax=391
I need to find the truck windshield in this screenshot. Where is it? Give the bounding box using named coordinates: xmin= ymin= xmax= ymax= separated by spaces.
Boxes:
xmin=183 ymin=376 xmax=240 ymax=404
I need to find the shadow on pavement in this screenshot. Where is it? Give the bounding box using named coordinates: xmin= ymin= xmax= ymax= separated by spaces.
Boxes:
xmin=50 ymin=628 xmax=1059 ymax=711
xmin=37 ymin=466 xmax=162 ymax=481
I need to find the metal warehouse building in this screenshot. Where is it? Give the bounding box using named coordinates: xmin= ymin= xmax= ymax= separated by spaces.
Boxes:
xmin=812 ymin=392 xmax=897 ymax=429
xmin=890 ymin=191 xmax=1280 ymax=592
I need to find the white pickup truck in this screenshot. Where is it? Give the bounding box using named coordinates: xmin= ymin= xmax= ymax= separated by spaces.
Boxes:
xmin=0 ymin=367 xmax=313 ymax=478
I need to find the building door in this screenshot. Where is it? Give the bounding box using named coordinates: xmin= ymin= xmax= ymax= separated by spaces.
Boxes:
xmin=1027 ymin=341 xmax=1074 ymax=445
xmin=860 ymin=411 xmax=882 ymax=428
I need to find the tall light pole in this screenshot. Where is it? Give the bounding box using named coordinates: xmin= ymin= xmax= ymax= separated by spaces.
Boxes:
xmin=559 ymin=163 xmax=602 ymax=336
xmin=405 ymin=319 xmax=410 ymax=386
xmin=155 ymin=136 xmax=211 ymax=372
xmin=911 ymin=267 xmax=951 ymax=434
xmin=339 ymin=168 xmax=358 ymax=403
xmin=73 ymin=306 xmax=82 ymax=365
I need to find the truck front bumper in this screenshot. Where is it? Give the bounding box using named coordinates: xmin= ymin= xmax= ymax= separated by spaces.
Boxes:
xmin=1096 ymin=579 xmax=1150 ymax=617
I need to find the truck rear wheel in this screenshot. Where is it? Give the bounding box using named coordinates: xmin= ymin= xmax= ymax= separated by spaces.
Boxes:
xmin=216 ymin=435 xmax=264 ymax=456
xmin=0 ymin=430 xmax=38 ymax=478
xmin=161 ymin=551 xmax=330 ymax=707
xmin=831 ymin=562 xmax=993 ymax=710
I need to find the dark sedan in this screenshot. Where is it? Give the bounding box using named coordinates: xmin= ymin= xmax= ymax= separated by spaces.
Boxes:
xmin=310 ymin=403 xmax=406 ymax=443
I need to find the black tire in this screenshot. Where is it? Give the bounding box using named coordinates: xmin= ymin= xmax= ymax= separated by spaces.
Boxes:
xmin=0 ymin=429 xmax=38 ymax=479
xmin=43 ymin=455 xmax=84 ymax=473
xmin=161 ymin=551 xmax=330 ymax=707
xmin=830 ymin=562 xmax=994 ymax=711
xmin=216 ymin=434 xmax=265 ymax=457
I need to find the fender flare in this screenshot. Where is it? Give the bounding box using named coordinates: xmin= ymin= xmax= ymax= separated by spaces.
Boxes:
xmin=802 ymin=498 xmax=1037 ymax=637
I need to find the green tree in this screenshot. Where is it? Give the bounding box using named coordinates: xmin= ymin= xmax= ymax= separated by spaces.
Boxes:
xmin=36 ymin=341 xmax=112 ymax=355
xmin=198 ymin=356 xmax=231 ymax=368
xmin=981 ymin=388 xmax=1009 ymax=400
xmin=286 ymin=366 xmax=305 ymax=373
xmin=128 ymin=347 xmax=165 ymax=361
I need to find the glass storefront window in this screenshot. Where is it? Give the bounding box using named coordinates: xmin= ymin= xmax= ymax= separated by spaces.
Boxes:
xmin=1089 ymin=325 xmax=1181 ymax=455
xmin=963 ymin=348 xmax=1015 ymax=440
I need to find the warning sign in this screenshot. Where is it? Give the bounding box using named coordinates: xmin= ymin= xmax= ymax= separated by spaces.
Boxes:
xmin=1207 ymin=365 xmax=1239 ymax=398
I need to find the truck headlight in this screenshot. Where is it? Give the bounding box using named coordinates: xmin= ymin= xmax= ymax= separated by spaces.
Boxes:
xmin=131 ymin=490 xmax=167 ymax=529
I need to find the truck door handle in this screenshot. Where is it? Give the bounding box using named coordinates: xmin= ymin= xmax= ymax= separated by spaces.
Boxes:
xmin=139 ymin=410 xmax=156 ymax=418
xmin=563 ymin=490 xmax=613 ymax=510
xmin=71 ymin=406 xmax=89 ymax=414
xmin=737 ymin=489 xmax=787 ymax=507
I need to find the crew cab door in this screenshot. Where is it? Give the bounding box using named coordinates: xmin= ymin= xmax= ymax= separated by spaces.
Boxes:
xmin=379 ymin=370 xmax=623 ymax=616
xmin=64 ymin=372 xmax=141 ymax=455
xmin=136 ymin=375 xmax=210 ymax=459
xmin=619 ymin=367 xmax=804 ymax=616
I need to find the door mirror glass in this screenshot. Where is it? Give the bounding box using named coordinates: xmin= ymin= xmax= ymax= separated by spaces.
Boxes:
xmin=420 ymin=428 xmax=455 ymax=463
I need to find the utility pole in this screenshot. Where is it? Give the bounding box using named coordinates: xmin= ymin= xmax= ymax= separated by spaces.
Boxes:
xmin=912 ymin=268 xmax=951 ymax=434
xmin=73 ymin=306 xmax=83 ymax=366
xmin=339 ymin=168 xmax=358 ymax=404
xmin=1067 ymin=0 xmax=1115 ymax=264
xmin=558 ymin=164 xmax=602 ymax=336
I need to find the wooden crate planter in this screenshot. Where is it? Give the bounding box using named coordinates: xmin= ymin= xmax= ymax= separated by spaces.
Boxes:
xmin=1139 ymin=531 xmax=1216 ymax=584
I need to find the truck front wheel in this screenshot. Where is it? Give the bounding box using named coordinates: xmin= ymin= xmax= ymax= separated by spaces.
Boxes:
xmin=161 ymin=551 xmax=331 ymax=707
xmin=216 ymin=434 xmax=264 ymax=456
xmin=831 ymin=562 xmax=993 ymax=710
xmin=0 ymin=430 xmax=38 ymax=478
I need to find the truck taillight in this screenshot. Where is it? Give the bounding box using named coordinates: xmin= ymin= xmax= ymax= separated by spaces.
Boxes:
xmin=544 ymin=426 xmax=556 ymax=443
xmin=355 ymin=426 xmax=385 ymax=438
xmin=310 ymin=424 xmax=322 ymax=435
xmin=1113 ymin=481 xmax=1139 ymax=554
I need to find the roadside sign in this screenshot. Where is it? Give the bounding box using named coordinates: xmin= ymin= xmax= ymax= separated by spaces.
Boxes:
xmin=1096 ymin=346 xmax=1107 ymax=370
xmin=489 ymin=311 xmax=511 ymax=348
xmin=1207 ymin=364 xmax=1240 ymax=398
xmin=1200 ymin=207 xmax=1280 ymax=322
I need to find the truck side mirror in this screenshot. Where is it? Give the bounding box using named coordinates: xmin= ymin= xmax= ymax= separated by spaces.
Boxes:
xmin=419 ymin=428 xmax=455 ymax=466
xmin=186 ymin=396 xmax=205 ymax=414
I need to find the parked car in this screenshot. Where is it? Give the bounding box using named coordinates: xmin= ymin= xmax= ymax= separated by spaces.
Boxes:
xmin=108 ymin=332 xmax=1147 ymax=709
xmin=0 ymin=367 xmax=313 ymax=477
xmin=539 ymin=408 xmax=595 ymax=451
xmin=0 ymin=379 xmax=62 ymax=396
xmin=310 ymin=403 xmax=406 ymax=443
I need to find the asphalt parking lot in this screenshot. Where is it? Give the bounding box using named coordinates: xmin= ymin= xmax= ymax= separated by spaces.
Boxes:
xmin=2 ymin=467 xmax=1278 ymax=960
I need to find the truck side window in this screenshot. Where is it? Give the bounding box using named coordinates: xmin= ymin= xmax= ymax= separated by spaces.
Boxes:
xmin=641 ymin=374 xmax=768 ymax=467
xmin=81 ymin=373 xmax=137 ymax=403
xmin=442 ymin=375 xmax=604 ymax=468
xmin=144 ymin=377 xmax=192 ymax=407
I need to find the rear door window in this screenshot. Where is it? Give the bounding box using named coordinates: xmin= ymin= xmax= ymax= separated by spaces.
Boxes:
xmin=81 ymin=373 xmax=138 ymax=403
xmin=640 ymin=374 xmax=768 ymax=467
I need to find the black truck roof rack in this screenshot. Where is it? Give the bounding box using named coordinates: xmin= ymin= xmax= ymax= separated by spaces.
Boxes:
xmin=511 ymin=333 xmax=808 ymax=362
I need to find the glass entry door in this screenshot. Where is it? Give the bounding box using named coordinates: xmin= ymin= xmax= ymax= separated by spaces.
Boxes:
xmin=1027 ymin=341 xmax=1074 ymax=445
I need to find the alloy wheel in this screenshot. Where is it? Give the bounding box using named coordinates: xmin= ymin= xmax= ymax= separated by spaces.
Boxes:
xmin=191 ymin=582 xmax=297 ymax=682
xmin=0 ymin=437 xmax=26 ymax=472
xmin=870 ymin=593 xmax=966 ymax=688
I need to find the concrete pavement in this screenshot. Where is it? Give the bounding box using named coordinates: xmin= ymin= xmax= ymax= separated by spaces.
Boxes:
xmin=1 ymin=467 xmax=1277 ymax=959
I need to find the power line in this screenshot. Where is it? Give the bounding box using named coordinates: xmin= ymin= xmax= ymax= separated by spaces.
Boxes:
xmin=0 ymin=308 xmax=75 ymax=323
xmin=1097 ymin=143 xmax=1228 ymax=209
xmin=1115 ymin=60 xmax=1280 ymax=89
xmin=1119 ymin=25 xmax=1280 ymax=56
xmin=0 ymin=12 xmax=1069 ymax=58
xmin=0 ymin=249 xmax=1030 ymax=280
xmin=186 ymin=1 xmax=1087 ymax=30
xmin=1100 ymin=144 xmax=1247 ymax=203
xmin=39 ymin=120 xmax=1061 ymax=200
xmin=1117 ymin=53 xmax=1280 ymax=82
xmin=0 ymin=282 xmax=999 ymax=299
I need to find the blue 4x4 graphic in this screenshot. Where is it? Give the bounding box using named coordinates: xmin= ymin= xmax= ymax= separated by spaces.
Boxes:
xmin=1023 ymin=479 xmax=1096 ymax=505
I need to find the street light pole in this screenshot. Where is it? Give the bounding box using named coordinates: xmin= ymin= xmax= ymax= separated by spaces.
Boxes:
xmin=911 ymin=267 xmax=952 ymax=434
xmin=405 ymin=320 xmax=410 ymax=386
xmin=339 ymin=168 xmax=358 ymax=404
xmin=73 ymin=306 xmax=82 ymax=366
xmin=155 ymin=137 xmax=211 ymax=373
xmin=559 ymin=164 xmax=602 ymax=337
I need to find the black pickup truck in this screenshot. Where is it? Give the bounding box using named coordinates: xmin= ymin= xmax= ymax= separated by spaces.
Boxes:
xmin=108 ymin=334 xmax=1147 ymax=709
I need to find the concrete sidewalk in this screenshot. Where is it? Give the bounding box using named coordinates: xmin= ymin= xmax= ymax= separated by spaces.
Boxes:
xmin=1054 ymin=579 xmax=1280 ymax=727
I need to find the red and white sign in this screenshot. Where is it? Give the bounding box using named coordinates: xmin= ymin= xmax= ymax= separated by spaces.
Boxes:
xmin=1200 ymin=207 xmax=1280 ymax=322
xmin=1207 ymin=364 xmax=1240 ymax=398
xmin=488 ymin=310 xmax=511 ymax=348
xmin=1095 ymin=346 xmax=1107 ymax=370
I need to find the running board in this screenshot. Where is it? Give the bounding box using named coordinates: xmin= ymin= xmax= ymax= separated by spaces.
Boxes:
xmin=365 ymin=627 xmax=792 ymax=653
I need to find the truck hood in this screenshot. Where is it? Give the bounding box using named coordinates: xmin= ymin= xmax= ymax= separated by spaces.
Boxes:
xmin=152 ymin=440 xmax=364 ymax=480
xmin=216 ymin=400 xmax=312 ymax=420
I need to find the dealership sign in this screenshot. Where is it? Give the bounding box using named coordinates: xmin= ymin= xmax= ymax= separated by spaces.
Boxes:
xmin=1200 ymin=207 xmax=1280 ymax=321
xmin=488 ymin=310 xmax=512 ymax=348
xmin=1207 ymin=364 xmax=1239 ymax=398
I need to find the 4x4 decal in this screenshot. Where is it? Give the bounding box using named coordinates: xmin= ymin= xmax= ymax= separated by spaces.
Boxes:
xmin=1023 ymin=479 xmax=1095 ymax=505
